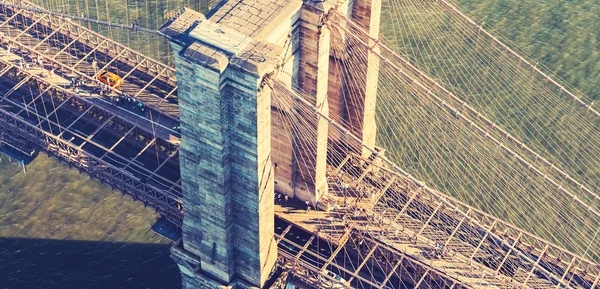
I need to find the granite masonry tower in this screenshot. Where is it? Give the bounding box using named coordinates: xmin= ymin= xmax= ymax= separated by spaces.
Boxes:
xmin=160 ymin=0 xmax=381 ymax=286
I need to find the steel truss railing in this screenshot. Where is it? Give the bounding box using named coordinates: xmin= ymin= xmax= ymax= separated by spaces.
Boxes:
xmin=340 ymin=153 xmax=600 ymax=289
xmin=274 ymin=215 xmax=463 ymax=289
xmin=0 ymin=59 xmax=183 ymax=226
xmin=3 ymin=0 xmax=178 ymax=82
xmin=320 ymin=12 xmax=600 ymax=288
xmin=0 ymin=1 xmax=180 ymax=119
xmin=0 ymin=117 xmax=183 ymax=225
xmin=0 ymin=59 xmax=180 ymax=180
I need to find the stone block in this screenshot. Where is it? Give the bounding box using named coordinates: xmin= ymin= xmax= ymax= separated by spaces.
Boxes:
xmin=159 ymin=8 xmax=205 ymax=38
xmin=231 ymin=41 xmax=284 ymax=78
xmin=167 ymin=11 xmax=282 ymax=287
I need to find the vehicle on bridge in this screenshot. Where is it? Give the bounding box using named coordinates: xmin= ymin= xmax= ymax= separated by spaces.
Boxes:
xmin=97 ymin=70 xmax=124 ymax=89
xmin=322 ymin=269 xmax=349 ymax=289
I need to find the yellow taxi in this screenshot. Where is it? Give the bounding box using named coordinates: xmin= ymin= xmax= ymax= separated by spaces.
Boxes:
xmin=97 ymin=71 xmax=124 ymax=89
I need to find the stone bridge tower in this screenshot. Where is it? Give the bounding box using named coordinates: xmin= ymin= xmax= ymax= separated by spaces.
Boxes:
xmin=160 ymin=0 xmax=380 ymax=286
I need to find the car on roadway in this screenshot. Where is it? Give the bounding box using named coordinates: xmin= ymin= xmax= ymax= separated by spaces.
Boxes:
xmin=97 ymin=70 xmax=124 ymax=89
xmin=322 ymin=269 xmax=349 ymax=289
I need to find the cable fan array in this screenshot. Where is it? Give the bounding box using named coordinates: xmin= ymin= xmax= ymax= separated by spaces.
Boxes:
xmin=323 ymin=9 xmax=600 ymax=264
xmin=270 ymin=79 xmax=596 ymax=288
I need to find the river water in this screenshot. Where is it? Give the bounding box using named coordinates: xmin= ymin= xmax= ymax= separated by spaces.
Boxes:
xmin=0 ymin=155 xmax=181 ymax=289
xmin=0 ymin=237 xmax=180 ymax=289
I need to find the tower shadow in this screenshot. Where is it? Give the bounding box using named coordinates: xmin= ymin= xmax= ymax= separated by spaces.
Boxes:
xmin=0 ymin=237 xmax=181 ymax=289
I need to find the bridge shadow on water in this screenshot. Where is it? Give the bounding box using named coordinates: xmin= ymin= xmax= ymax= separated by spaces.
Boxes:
xmin=0 ymin=237 xmax=181 ymax=289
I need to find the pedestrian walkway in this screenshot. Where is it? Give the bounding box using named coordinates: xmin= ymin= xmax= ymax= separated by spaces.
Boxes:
xmin=274 ymin=153 xmax=586 ymax=288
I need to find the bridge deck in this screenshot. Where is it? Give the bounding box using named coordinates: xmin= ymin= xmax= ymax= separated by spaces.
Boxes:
xmin=0 ymin=0 xmax=180 ymax=119
xmin=0 ymin=0 xmax=187 ymax=224
xmin=274 ymin=154 xmax=599 ymax=289
xmin=0 ymin=44 xmax=183 ymax=226
xmin=276 ymin=201 xmax=513 ymax=288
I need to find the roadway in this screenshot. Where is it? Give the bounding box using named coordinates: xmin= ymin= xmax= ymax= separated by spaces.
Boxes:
xmin=0 ymin=3 xmax=180 ymax=121
xmin=0 ymin=45 xmax=183 ymax=224
xmin=273 ymin=154 xmax=598 ymax=289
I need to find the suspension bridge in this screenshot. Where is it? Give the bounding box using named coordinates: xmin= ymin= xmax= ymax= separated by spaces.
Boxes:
xmin=0 ymin=0 xmax=598 ymax=288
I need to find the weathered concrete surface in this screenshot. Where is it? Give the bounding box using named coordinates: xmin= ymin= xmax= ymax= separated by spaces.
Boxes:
xmin=347 ymin=0 xmax=381 ymax=157
xmin=162 ymin=14 xmax=281 ymax=288
xmin=293 ymin=0 xmax=333 ymax=205
xmin=210 ymin=0 xmax=296 ymax=38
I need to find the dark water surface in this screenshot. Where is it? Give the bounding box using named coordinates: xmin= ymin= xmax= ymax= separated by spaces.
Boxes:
xmin=0 ymin=238 xmax=181 ymax=289
xmin=0 ymin=156 xmax=181 ymax=288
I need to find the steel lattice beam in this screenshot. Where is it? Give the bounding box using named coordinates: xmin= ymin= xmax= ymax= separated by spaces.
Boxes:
xmin=346 ymin=153 xmax=596 ymax=288
xmin=0 ymin=58 xmax=180 ymax=186
xmin=0 ymin=5 xmax=179 ymax=121
xmin=0 ymin=58 xmax=182 ymax=225
xmin=0 ymin=110 xmax=183 ymax=225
